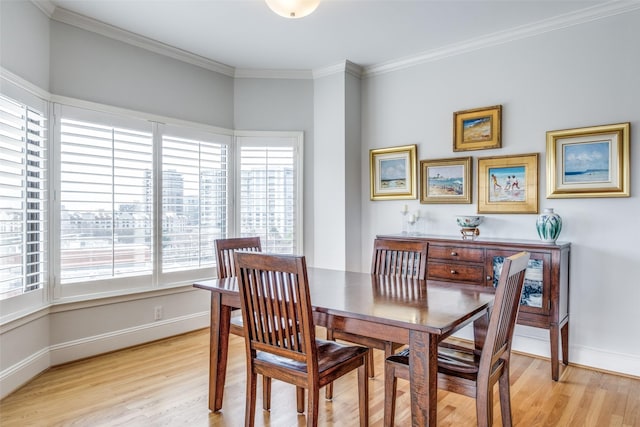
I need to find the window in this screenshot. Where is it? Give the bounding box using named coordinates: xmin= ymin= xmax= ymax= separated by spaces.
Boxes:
xmin=2 ymin=97 xmax=303 ymax=302
xmin=160 ymin=126 xmax=231 ymax=276
xmin=236 ymin=132 xmax=303 ymax=255
xmin=0 ymin=94 xmax=47 ymax=301
xmin=58 ymin=106 xmax=153 ymax=288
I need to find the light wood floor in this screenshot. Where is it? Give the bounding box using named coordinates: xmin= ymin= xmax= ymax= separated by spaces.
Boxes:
xmin=1 ymin=328 xmax=639 ymax=426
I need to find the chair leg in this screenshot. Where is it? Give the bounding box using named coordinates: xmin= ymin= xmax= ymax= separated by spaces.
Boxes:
xmin=262 ymin=376 xmax=271 ymax=411
xmin=245 ymin=370 xmax=257 ymax=427
xmin=296 ymin=386 xmax=305 ymax=413
xmin=358 ymin=360 xmax=369 ymax=427
xmin=367 ymin=348 xmax=375 ymax=378
xmin=498 ymin=368 xmax=513 ymax=427
xmin=383 ymin=360 xmax=397 ymax=427
xmin=476 ymin=382 xmax=493 ymax=427
xmin=306 ymin=384 xmax=320 ymax=427
xmin=325 ymin=328 xmax=335 ymax=400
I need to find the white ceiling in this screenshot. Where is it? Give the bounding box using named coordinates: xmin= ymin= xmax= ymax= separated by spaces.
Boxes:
xmin=46 ymin=0 xmax=621 ymax=72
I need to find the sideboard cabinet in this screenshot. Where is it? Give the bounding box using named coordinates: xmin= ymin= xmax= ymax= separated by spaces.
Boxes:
xmin=378 ymin=234 xmax=570 ymax=380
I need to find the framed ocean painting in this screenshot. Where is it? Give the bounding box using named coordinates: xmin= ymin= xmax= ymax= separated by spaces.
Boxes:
xmin=370 ymin=144 xmax=417 ymax=200
xmin=420 ymin=156 xmax=471 ymax=204
xmin=546 ymin=123 xmax=630 ymax=198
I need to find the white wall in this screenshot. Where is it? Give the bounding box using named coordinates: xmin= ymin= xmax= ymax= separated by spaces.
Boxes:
xmin=0 ymin=0 xmax=50 ymax=90
xmin=313 ymin=71 xmax=347 ymax=269
xmin=361 ymin=10 xmax=640 ymax=375
xmin=50 ymin=21 xmax=234 ymax=127
xmin=345 ymin=70 xmax=362 ymax=272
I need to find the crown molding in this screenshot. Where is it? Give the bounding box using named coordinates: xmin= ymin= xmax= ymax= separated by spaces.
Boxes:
xmin=312 ymin=60 xmax=363 ymax=79
xmin=37 ymin=1 xmax=640 ymax=80
xmin=50 ymin=6 xmax=236 ymax=77
xmin=363 ymin=1 xmax=640 ymax=77
xmin=30 ymin=0 xmax=55 ymax=18
xmin=234 ymin=69 xmax=313 ymax=79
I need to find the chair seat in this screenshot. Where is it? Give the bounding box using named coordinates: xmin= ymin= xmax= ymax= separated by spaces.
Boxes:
xmin=386 ymin=344 xmax=482 ymax=377
xmin=256 ymin=339 xmax=369 ymax=374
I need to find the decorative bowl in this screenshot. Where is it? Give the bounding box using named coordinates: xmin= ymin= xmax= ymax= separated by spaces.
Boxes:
xmin=455 ymin=215 xmax=484 ymax=229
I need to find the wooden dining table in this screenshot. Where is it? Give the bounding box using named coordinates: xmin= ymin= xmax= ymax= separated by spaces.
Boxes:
xmin=193 ymin=267 xmax=494 ymax=426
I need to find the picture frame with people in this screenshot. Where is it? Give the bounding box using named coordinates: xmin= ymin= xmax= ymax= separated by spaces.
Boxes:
xmin=478 ymin=153 xmax=538 ymax=213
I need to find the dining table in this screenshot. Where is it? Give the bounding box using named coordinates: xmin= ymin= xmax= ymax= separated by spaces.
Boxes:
xmin=193 ymin=267 xmax=494 ymax=426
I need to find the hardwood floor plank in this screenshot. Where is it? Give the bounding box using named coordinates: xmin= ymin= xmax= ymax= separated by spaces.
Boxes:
xmin=1 ymin=328 xmax=639 ymax=426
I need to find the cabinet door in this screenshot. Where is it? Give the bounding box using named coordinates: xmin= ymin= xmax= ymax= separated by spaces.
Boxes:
xmin=485 ymin=249 xmax=551 ymax=315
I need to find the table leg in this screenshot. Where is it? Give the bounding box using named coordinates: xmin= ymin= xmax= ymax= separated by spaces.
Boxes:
xmin=409 ymin=330 xmax=438 ymax=426
xmin=561 ymin=320 xmax=569 ymax=365
xmin=209 ymin=292 xmax=232 ymax=411
xmin=550 ymin=323 xmax=560 ymax=381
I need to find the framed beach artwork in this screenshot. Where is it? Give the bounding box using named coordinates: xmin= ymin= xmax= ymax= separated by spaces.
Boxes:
xmin=370 ymin=144 xmax=417 ymax=200
xmin=453 ymin=105 xmax=502 ymax=152
xmin=478 ymin=153 xmax=538 ymax=214
xmin=546 ymin=123 xmax=630 ymax=198
xmin=420 ymin=156 xmax=472 ymax=204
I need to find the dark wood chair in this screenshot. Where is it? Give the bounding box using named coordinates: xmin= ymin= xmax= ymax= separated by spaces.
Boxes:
xmin=235 ymin=252 xmax=369 ymax=427
xmin=325 ymin=238 xmax=428 ymax=398
xmin=214 ymin=236 xmax=262 ymax=336
xmin=384 ymin=251 xmax=530 ymax=427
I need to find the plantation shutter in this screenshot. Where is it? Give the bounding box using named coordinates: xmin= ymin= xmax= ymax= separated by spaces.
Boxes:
xmin=236 ymin=133 xmax=302 ymax=255
xmin=0 ymin=95 xmax=47 ymax=300
xmin=161 ymin=129 xmax=230 ymax=273
xmin=58 ymin=108 xmax=153 ymax=283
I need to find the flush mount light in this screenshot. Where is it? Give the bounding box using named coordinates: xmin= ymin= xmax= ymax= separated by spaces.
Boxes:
xmin=265 ymin=0 xmax=321 ymax=19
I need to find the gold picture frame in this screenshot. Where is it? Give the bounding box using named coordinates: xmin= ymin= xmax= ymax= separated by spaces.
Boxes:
xmin=478 ymin=153 xmax=538 ymax=214
xmin=546 ymin=122 xmax=630 ymax=198
xmin=370 ymin=144 xmax=417 ymax=200
xmin=420 ymin=156 xmax=472 ymax=204
xmin=453 ymin=105 xmax=502 ymax=152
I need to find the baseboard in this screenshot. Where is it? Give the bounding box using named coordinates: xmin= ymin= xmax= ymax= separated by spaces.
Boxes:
xmin=455 ymin=326 xmax=640 ymax=378
xmin=0 ymin=347 xmax=50 ymax=400
xmin=0 ymin=311 xmax=209 ymax=400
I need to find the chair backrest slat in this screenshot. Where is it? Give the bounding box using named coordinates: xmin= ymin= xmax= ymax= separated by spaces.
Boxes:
xmin=371 ymin=239 xmax=428 ymax=279
xmin=215 ymin=237 xmax=262 ymax=278
xmin=480 ymin=251 xmax=530 ymax=377
xmin=236 ymin=252 xmax=314 ymax=364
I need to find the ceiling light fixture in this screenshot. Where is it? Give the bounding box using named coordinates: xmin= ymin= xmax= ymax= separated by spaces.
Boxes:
xmin=265 ymin=0 xmax=321 ymax=19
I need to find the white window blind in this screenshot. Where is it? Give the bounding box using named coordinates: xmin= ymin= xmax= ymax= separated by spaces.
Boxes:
xmin=161 ymin=130 xmax=229 ymax=273
xmin=0 ymin=95 xmax=47 ymax=300
xmin=236 ymin=133 xmax=302 ymax=255
xmin=59 ymin=111 xmax=153 ymax=283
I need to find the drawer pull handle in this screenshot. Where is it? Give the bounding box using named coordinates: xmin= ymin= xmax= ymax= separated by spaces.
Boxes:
xmin=450 ymin=251 xmax=458 ymax=256
xmin=450 ymin=270 xmax=457 ymax=275
xmin=487 ymin=275 xmax=492 ymax=281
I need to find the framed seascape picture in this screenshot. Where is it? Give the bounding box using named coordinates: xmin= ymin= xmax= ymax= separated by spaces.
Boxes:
xmin=370 ymin=144 xmax=417 ymax=200
xmin=453 ymin=105 xmax=502 ymax=152
xmin=420 ymin=156 xmax=472 ymax=204
xmin=478 ymin=153 xmax=538 ymax=214
xmin=546 ymin=122 xmax=630 ymax=198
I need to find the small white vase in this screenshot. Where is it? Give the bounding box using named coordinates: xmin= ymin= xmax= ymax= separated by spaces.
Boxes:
xmin=536 ymin=208 xmax=562 ymax=243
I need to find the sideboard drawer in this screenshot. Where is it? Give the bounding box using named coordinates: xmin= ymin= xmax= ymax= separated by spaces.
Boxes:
xmin=428 ymin=245 xmax=485 ymax=263
xmin=427 ymin=261 xmax=485 ymax=284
